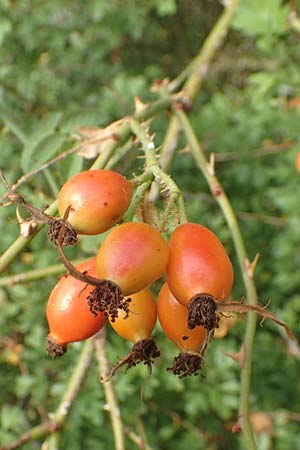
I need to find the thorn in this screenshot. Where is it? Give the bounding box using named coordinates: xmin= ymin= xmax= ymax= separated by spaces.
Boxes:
xmin=223 ymin=344 xmax=246 ymax=369
xmin=134 ymin=96 xmax=148 ymax=114
xmin=231 ymin=421 xmax=242 ymax=433
xmin=245 ymin=253 xmax=260 ymax=279
xmin=207 ymin=153 xmax=215 ymax=176
xmin=16 ymin=206 xmax=38 ymax=237
xmin=178 ymin=145 xmax=191 ymax=154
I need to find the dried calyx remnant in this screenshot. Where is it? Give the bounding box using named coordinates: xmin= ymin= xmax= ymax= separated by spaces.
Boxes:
xmin=47 ymin=338 xmax=67 ymax=358
xmin=48 ymin=219 xmax=77 ymax=246
xmin=168 ymin=292 xmax=294 ymax=379
xmin=187 ymin=292 xmax=294 ymax=340
xmin=102 ymin=337 xmax=160 ymax=382
xmin=167 ymin=353 xmax=203 ymax=379
xmin=87 ymin=282 xmax=131 ymax=322
xmin=5 ymin=190 xmax=78 ymax=247
xmin=56 ymin=218 xmax=130 ymax=321
xmin=188 ymin=294 xmax=218 ymax=331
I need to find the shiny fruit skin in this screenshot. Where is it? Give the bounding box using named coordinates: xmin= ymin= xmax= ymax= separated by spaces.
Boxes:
xmin=96 ymin=222 xmax=169 ymax=295
xmin=46 ymin=259 xmax=105 ymax=345
xmin=110 ymin=288 xmax=157 ymax=344
xmin=58 ymin=169 xmax=132 ymax=235
xmin=166 ymin=223 xmax=233 ymax=306
xmin=158 ymin=283 xmax=206 ymax=353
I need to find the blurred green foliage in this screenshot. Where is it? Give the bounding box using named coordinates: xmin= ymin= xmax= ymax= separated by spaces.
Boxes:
xmin=1 ymin=0 xmax=300 ymax=449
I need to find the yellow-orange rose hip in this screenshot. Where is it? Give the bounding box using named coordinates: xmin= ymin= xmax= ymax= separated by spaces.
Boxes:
xmin=58 ymin=169 xmax=132 ymax=235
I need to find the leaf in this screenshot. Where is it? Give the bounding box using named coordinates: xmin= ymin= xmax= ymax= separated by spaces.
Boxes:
xmin=21 ymin=111 xmax=63 ymax=172
xmin=155 ymin=0 xmax=177 ymax=17
xmin=0 ymin=405 xmax=27 ymax=432
xmin=0 ymin=111 xmax=27 ymax=143
xmin=60 ymin=110 xmax=105 ymax=134
xmin=234 ymin=0 xmax=289 ymax=37
xmin=67 ymin=153 xmax=84 ymax=179
xmin=0 ymin=16 xmax=12 ymax=44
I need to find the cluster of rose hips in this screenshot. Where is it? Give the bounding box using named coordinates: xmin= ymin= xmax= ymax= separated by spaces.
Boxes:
xmin=45 ymin=168 xmax=235 ymax=379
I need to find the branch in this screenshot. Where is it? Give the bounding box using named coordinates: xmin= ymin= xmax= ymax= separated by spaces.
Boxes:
xmin=0 ymin=260 xmax=85 ymax=287
xmin=148 ymin=0 xmax=239 ymax=202
xmin=93 ymin=329 xmax=125 ymax=450
xmin=0 ymin=97 xmax=174 ymax=275
xmin=174 ymin=108 xmax=258 ymax=450
xmin=0 ymin=340 xmax=93 ymax=450
xmin=168 ymin=0 xmax=239 ymax=94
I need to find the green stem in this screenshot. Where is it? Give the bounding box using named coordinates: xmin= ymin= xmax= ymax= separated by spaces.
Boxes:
xmin=1 ymin=340 xmax=93 ymax=450
xmin=42 ymin=432 xmax=60 ymax=450
xmin=53 ymin=340 xmax=93 ymax=426
xmin=168 ymin=0 xmax=239 ymax=94
xmin=175 ymin=108 xmax=258 ymax=450
xmin=94 ymin=330 xmax=125 ymax=450
xmin=43 ymin=168 xmax=60 ymax=198
xmin=129 ymin=119 xmax=187 ymax=225
xmin=0 ymin=260 xmax=85 ymax=287
xmin=122 ymin=178 xmax=153 ymax=223
xmin=105 ymin=139 xmax=134 ymax=170
xmin=149 ymin=0 xmax=239 ymax=202
xmin=0 ymin=200 xmax=58 ymax=275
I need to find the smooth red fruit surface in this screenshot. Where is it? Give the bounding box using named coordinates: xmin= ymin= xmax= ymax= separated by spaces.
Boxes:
xmin=58 ymin=169 xmax=132 ymax=235
xmin=110 ymin=288 xmax=157 ymax=344
xmin=96 ymin=222 xmax=169 ymax=295
xmin=46 ymin=259 xmax=105 ymax=346
xmin=166 ymin=223 xmax=233 ymax=306
xmin=158 ymin=283 xmax=207 ymax=353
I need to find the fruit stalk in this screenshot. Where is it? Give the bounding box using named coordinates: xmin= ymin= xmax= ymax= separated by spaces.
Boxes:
xmin=129 ymin=119 xmax=187 ymax=225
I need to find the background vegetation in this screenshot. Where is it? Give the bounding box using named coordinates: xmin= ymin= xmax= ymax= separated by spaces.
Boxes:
xmin=1 ymin=1 xmax=300 ymax=449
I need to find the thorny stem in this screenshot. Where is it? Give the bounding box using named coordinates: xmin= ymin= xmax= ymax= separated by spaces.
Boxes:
xmin=0 ymin=340 xmax=93 ymax=450
xmin=0 ymin=97 xmax=174 ymax=275
xmin=168 ymin=0 xmax=240 ymax=94
xmin=94 ymin=330 xmax=125 ymax=450
xmin=175 ymin=108 xmax=258 ymax=450
xmin=41 ymin=432 xmax=60 ymax=450
xmin=149 ymin=0 xmax=239 ymax=202
xmin=129 ymin=119 xmax=187 ymax=226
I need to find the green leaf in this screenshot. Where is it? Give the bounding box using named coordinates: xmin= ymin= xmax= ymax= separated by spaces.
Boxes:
xmin=0 ymin=17 xmax=11 ymax=45
xmin=234 ymin=0 xmax=289 ymax=37
xmin=21 ymin=111 xmax=63 ymax=172
xmin=0 ymin=405 xmax=27 ymax=432
xmin=155 ymin=0 xmax=177 ymax=16
xmin=0 ymin=111 xmax=27 ymax=143
xmin=60 ymin=110 xmax=105 ymax=134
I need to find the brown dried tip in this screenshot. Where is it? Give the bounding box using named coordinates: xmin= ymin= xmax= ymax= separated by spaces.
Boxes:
xmin=102 ymin=337 xmax=160 ymax=382
xmin=48 ymin=219 xmax=78 ymax=246
xmin=167 ymin=352 xmax=203 ymax=379
xmin=188 ymin=294 xmax=218 ymax=331
xmin=47 ymin=337 xmax=67 ymax=358
xmin=87 ymin=281 xmax=130 ymax=322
